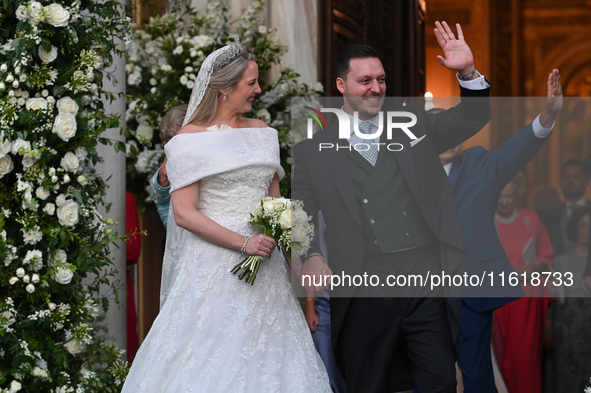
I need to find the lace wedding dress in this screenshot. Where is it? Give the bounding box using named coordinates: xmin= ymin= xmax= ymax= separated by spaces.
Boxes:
xmin=122 ymin=127 xmax=331 ymax=393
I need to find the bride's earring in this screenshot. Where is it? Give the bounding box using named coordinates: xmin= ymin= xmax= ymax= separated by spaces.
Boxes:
xmin=223 ymin=93 xmax=227 ymax=101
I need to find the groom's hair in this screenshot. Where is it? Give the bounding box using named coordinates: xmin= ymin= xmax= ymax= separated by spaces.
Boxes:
xmin=334 ymin=45 xmax=380 ymax=81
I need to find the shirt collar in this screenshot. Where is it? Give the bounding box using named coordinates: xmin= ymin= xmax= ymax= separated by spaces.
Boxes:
xmin=341 ymin=105 xmax=380 ymax=138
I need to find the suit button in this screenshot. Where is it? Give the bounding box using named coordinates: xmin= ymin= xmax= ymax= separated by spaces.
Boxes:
xmin=363 ymin=199 xmax=368 ymax=203
xmin=405 ymin=233 xmax=410 ymax=237
xmin=370 ymin=219 xmax=375 ymax=224
xmin=402 ymin=211 xmax=407 ymax=216
xmin=374 ymin=240 xmax=378 ymax=245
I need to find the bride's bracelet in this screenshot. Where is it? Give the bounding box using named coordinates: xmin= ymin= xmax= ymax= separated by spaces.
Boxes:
xmin=241 ymin=235 xmax=252 ymax=254
xmin=304 ymin=253 xmax=326 ymax=265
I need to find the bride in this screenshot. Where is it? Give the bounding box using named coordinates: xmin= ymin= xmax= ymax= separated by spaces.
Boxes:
xmin=121 ymin=40 xmax=331 ymax=392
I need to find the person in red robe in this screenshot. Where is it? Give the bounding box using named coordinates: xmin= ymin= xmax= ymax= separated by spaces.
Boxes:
xmin=493 ymin=172 xmax=554 ymax=393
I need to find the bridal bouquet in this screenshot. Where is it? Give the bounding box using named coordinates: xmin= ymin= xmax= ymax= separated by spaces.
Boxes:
xmin=231 ymin=197 xmax=314 ymax=285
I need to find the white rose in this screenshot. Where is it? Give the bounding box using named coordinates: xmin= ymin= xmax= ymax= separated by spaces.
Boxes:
xmin=278 ymin=209 xmax=292 ymax=230
xmin=262 ymin=199 xmax=284 ymax=215
xmin=60 ymin=151 xmax=79 ymax=173
xmin=25 ymin=97 xmax=47 ymax=111
xmin=56 ymin=97 xmax=79 ymax=115
xmin=292 ymin=225 xmax=307 ymax=243
xmin=56 ymin=194 xmax=67 ymax=206
xmin=11 ymin=139 xmax=30 ymax=155
xmin=0 ymin=82 xmax=5 ymax=91
xmin=53 ymin=249 xmax=67 ymax=264
xmin=23 ymin=275 xmax=30 ymax=283
xmin=53 ymin=113 xmax=77 ymax=142
xmin=41 ymin=89 xmax=48 ymax=97
xmin=172 ymin=45 xmax=183 ymax=55
xmin=48 ymin=302 xmax=56 ymax=310
xmin=258 ymin=25 xmax=268 ymax=34
xmin=19 ymin=74 xmax=27 ymax=82
xmin=16 ymin=268 xmax=25 ymax=278
xmin=26 ymin=283 xmax=35 ymax=293
xmin=0 ymin=137 xmax=11 ymax=159
xmin=0 ymin=64 xmax=6 ymax=72
xmin=44 ymin=4 xmax=70 ymax=27
xmin=0 ymin=310 xmax=15 ymax=326
xmin=256 ymin=108 xmax=271 ymax=123
xmin=63 ymin=174 xmax=70 ymax=183
xmin=32 ymin=274 xmax=40 ymax=283
xmin=36 ymin=186 xmax=50 ymax=200
xmin=0 ymin=156 xmax=14 ymax=178
xmin=10 ymin=380 xmax=21 ymax=391
xmin=9 ymin=277 xmax=18 ymax=285
xmin=136 ymin=124 xmax=153 ymax=140
xmin=186 ymin=81 xmax=194 ymax=89
xmin=53 ymin=266 xmax=74 ymax=284
xmin=12 ymin=80 xmax=19 ymax=89
xmin=17 ymin=97 xmax=25 ymax=106
xmin=38 ymin=45 xmax=57 ymax=63
xmin=16 ymin=5 xmax=28 ymax=20
xmin=77 ymin=175 xmax=88 ymax=186
xmin=64 ymin=337 xmax=86 ymax=355
xmin=57 ymin=201 xmax=79 ymax=226
xmin=43 ymin=203 xmax=55 ymax=215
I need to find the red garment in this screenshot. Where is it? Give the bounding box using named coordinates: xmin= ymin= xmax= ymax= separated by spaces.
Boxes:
xmin=126 ymin=192 xmax=141 ymax=360
xmin=493 ymin=209 xmax=554 ymax=393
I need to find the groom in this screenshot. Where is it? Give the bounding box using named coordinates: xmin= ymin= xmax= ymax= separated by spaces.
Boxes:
xmin=292 ymin=22 xmax=491 ymax=392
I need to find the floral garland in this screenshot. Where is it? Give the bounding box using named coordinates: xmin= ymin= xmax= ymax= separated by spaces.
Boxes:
xmin=125 ymin=0 xmax=323 ymax=208
xmin=0 ymin=0 xmax=131 ymax=390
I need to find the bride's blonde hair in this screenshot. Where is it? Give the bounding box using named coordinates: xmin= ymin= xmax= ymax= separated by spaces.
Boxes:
xmin=188 ymin=51 xmax=256 ymax=126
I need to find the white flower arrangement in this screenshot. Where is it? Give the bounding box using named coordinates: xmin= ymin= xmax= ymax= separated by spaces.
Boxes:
xmin=0 ymin=0 xmax=130 ymax=389
xmin=124 ymin=0 xmax=323 ymax=208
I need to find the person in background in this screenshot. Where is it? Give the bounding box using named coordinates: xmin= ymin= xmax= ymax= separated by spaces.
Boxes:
xmin=546 ymin=205 xmax=591 ymax=393
xmin=149 ymin=104 xmax=188 ymax=228
xmin=493 ymin=172 xmax=554 ymax=393
xmin=415 ymin=69 xmax=562 ymax=393
xmin=303 ymin=211 xmax=347 ymax=393
xmin=125 ymin=191 xmax=142 ymax=360
xmin=540 ymin=159 xmax=590 ymax=255
xmin=530 ymin=185 xmax=561 ymax=215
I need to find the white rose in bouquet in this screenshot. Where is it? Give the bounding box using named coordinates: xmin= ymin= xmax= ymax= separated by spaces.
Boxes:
xmin=57 ymin=201 xmax=79 ymax=226
xmin=56 ymin=97 xmax=79 ymax=115
xmin=56 ymin=194 xmax=67 ymax=206
xmin=44 ymin=4 xmax=70 ymax=27
xmin=25 ymin=98 xmax=48 ymax=111
xmin=60 ymin=151 xmax=80 ymax=172
xmin=16 ymin=268 xmax=25 ymax=277
xmin=36 ymin=186 xmax=50 ymax=200
xmin=10 ymin=381 xmax=21 ymax=392
xmin=0 ymin=310 xmax=15 ymax=327
xmin=53 ymin=266 xmax=74 ymax=284
xmin=262 ymin=199 xmax=284 ymax=215
xmin=38 ymin=45 xmax=58 ymax=63
xmin=292 ymin=224 xmax=307 ymax=243
xmin=278 ymin=209 xmax=291 ymax=230
xmin=0 ymin=156 xmax=14 ymax=178
xmin=26 ymin=284 xmax=35 ymax=293
xmin=52 ymin=249 xmax=67 ymax=265
xmin=53 ymin=113 xmax=77 ymax=141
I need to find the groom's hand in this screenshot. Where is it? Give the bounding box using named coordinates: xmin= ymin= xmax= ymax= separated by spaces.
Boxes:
xmin=434 ymin=21 xmax=476 ymax=78
xmin=298 ymin=254 xmax=332 ymax=292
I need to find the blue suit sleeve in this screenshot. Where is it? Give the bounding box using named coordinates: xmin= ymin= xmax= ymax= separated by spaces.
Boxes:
xmin=150 ymin=169 xmax=171 ymax=228
xmin=484 ymin=122 xmax=550 ymax=189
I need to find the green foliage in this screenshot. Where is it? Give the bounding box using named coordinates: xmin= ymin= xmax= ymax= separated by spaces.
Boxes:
xmin=0 ymin=0 xmax=131 ymax=390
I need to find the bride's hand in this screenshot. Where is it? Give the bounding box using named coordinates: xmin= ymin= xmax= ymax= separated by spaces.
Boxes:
xmin=245 ymin=234 xmax=276 ymax=258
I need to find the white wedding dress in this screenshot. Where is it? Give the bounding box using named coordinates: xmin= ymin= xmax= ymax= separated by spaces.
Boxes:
xmin=122 ymin=127 xmax=331 ymax=393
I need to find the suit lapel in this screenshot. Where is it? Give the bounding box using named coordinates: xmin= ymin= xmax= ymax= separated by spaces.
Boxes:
xmin=320 ymin=124 xmax=363 ymax=230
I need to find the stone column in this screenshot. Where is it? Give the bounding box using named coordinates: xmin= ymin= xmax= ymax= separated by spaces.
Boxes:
xmin=94 ymin=42 xmax=127 ymax=358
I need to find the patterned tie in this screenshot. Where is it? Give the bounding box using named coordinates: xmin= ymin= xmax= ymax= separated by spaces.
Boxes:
xmin=357 ymin=120 xmax=379 ymax=166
